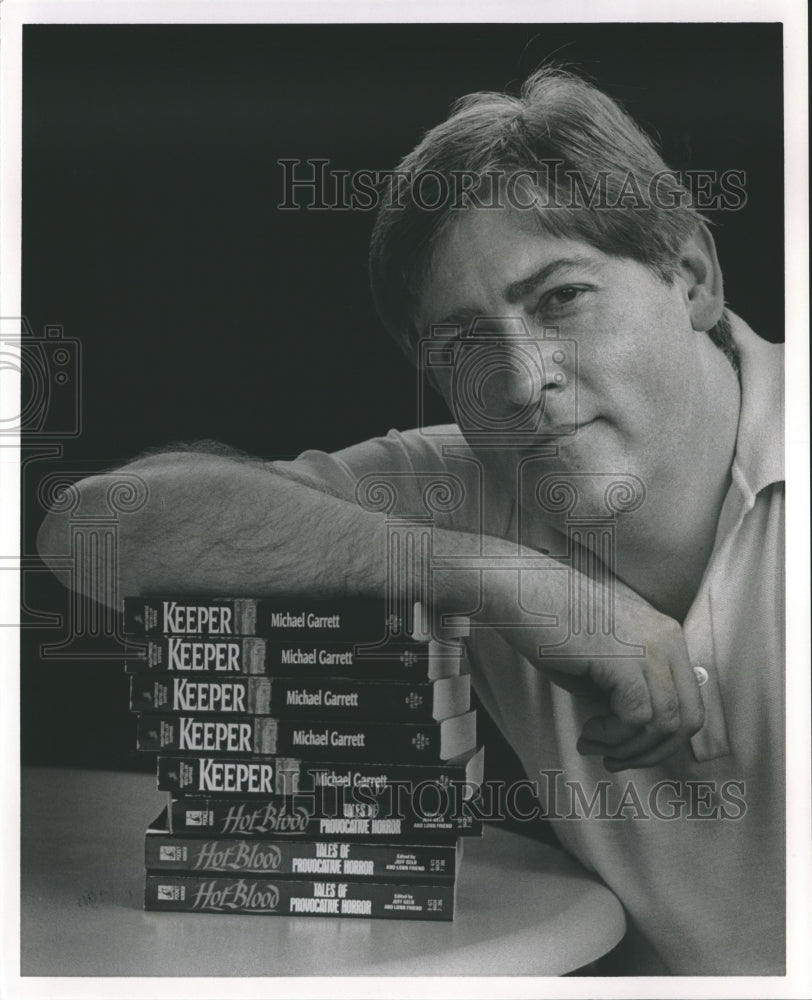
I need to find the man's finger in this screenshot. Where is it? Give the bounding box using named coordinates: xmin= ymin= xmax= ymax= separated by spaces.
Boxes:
xmin=603 ymin=731 xmax=690 ymax=771
xmin=578 ymin=715 xmax=641 ymax=747
xmin=578 ymin=650 xmax=692 ymax=763
xmin=579 ymin=723 xmax=676 ymax=762
xmin=588 ymin=659 xmax=654 ymax=728
xmin=592 ymin=651 xmax=703 ymax=761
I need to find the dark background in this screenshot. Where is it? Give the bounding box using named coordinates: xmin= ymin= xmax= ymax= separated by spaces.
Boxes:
xmin=20 ymin=23 xmax=784 ymax=775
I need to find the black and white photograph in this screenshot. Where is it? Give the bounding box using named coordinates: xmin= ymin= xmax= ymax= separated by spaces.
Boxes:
xmin=1 ymin=1 xmax=808 ymax=996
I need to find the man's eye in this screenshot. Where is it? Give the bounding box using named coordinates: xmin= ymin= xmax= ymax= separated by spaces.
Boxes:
xmin=537 ymin=286 xmax=584 ymax=313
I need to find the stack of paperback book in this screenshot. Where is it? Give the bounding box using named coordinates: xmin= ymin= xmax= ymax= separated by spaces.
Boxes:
xmin=124 ymin=595 xmax=483 ymax=920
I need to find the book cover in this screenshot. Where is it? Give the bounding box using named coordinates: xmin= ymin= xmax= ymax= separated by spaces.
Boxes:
xmin=137 ymin=711 xmax=477 ymax=762
xmin=144 ymin=873 xmax=456 ymax=920
xmin=156 ymin=745 xmax=485 ymax=797
xmin=129 ymin=673 xmax=470 ymax=722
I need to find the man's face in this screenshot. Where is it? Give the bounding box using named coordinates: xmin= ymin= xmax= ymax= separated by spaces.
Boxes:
xmin=415 ymin=206 xmax=722 ymax=522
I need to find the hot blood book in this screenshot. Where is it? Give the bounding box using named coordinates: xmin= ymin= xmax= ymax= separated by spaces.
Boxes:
xmin=167 ymin=789 xmax=483 ymax=839
xmin=129 ymin=673 xmax=470 ymax=722
xmin=145 ymin=873 xmax=456 ymax=920
xmin=136 ymin=710 xmax=476 ymax=762
xmin=146 ymin=815 xmax=461 ymax=879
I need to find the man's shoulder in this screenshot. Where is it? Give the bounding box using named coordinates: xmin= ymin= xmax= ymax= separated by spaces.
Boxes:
xmin=270 ymin=425 xmax=511 ymax=535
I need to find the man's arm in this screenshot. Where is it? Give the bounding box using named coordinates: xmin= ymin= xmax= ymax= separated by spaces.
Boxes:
xmin=35 ymin=450 xmax=390 ymax=601
xmin=37 ymin=450 xmax=703 ymax=770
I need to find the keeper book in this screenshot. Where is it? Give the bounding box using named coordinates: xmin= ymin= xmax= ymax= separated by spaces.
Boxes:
xmin=129 ymin=672 xmax=471 ymax=721
xmin=156 ymin=745 xmax=485 ymax=796
xmin=136 ymin=710 xmax=477 ymax=761
xmin=124 ymin=595 xmax=468 ymax=640
xmin=124 ymin=635 xmax=466 ymax=680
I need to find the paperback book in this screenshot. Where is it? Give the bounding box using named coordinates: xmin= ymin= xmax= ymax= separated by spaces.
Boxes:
xmin=125 ymin=596 xmax=468 ymax=640
xmin=167 ymin=788 xmax=483 ymax=839
xmin=136 ymin=710 xmax=477 ymax=761
xmin=145 ymin=873 xmax=456 ymax=920
xmin=129 ymin=673 xmax=471 ymax=722
xmin=147 ymin=812 xmax=462 ymax=879
xmin=156 ymin=745 xmax=485 ymax=797
xmin=125 ymin=635 xmax=466 ymax=681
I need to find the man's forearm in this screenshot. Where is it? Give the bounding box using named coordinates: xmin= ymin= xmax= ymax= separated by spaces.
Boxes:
xmin=36 ymin=453 xmax=392 ymax=603
xmin=37 ymin=452 xmax=568 ymax=619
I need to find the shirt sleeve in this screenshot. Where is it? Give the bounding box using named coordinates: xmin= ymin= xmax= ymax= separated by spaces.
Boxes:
xmin=269 ymin=425 xmax=511 ymax=539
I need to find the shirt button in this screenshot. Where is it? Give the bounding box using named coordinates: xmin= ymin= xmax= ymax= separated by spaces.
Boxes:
xmin=693 ymin=666 xmax=709 ymax=686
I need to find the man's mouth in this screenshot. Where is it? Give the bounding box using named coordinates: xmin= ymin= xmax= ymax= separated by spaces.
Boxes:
xmin=540 ymin=418 xmax=596 ymax=440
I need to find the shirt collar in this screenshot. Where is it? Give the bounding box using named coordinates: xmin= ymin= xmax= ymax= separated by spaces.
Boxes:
xmin=728 ymin=311 xmax=784 ymax=503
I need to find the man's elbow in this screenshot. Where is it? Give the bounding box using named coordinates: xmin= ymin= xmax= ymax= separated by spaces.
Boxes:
xmin=34 ymin=451 xmax=238 ymax=600
xmin=35 ymin=464 xmax=155 ymax=598
xmin=36 ymin=472 xmax=118 ymax=590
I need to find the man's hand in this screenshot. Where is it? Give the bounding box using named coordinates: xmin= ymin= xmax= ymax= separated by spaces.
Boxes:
xmin=448 ymin=561 xmax=705 ymax=773
xmin=540 ymin=601 xmax=704 ymax=771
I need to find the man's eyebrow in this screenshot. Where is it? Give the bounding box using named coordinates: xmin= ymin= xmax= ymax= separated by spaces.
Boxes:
xmin=504 ymin=255 xmax=597 ymax=304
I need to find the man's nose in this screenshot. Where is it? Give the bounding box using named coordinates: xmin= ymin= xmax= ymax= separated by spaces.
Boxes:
xmin=478 ymin=345 xmax=558 ymax=419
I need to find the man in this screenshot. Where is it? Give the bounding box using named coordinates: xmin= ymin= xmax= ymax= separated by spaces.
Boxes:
xmin=38 ymin=68 xmax=784 ymax=974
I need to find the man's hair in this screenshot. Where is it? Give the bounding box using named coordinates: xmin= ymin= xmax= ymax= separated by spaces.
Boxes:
xmin=368 ymin=66 xmax=737 ymax=370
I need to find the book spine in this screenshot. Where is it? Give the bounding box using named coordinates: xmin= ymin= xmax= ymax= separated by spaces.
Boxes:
xmin=144 ymin=874 xmax=455 ymax=920
xmin=125 ymin=596 xmax=397 ymax=638
xmin=156 ymin=747 xmax=484 ymax=797
xmin=124 ymin=596 xmax=469 ymax=641
xmin=146 ymin=832 xmax=459 ymax=879
xmin=168 ymin=793 xmax=482 ymax=839
xmin=125 ymin=637 xmax=464 ymax=680
xmin=138 ymin=712 xmax=475 ymax=762
xmin=130 ymin=674 xmax=470 ymax=722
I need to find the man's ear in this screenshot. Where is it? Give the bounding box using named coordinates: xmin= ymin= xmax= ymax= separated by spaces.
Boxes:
xmin=676 ymin=223 xmax=725 ymax=332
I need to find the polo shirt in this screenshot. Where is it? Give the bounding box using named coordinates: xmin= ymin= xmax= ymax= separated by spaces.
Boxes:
xmin=271 ymin=315 xmax=784 ymax=974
